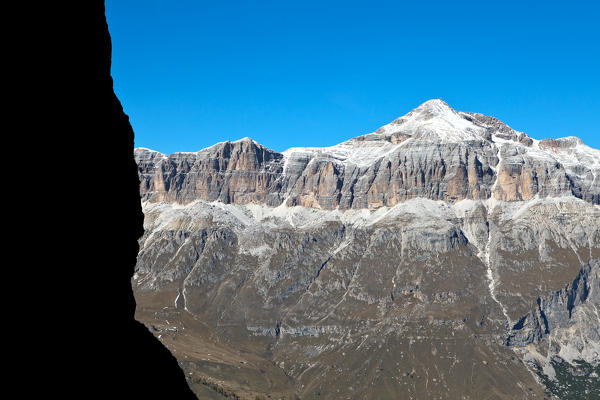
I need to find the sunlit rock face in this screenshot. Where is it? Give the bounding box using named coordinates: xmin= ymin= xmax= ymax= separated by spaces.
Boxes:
xmin=133 ymin=100 xmax=600 ymax=399
xmin=136 ymin=99 xmax=599 ymax=209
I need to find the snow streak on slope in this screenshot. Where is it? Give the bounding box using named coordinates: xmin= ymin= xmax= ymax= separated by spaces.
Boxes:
xmin=482 ymin=139 xmax=511 ymax=326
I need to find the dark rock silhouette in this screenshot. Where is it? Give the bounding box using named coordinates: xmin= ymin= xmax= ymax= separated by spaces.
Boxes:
xmin=52 ymin=2 xmax=197 ymax=398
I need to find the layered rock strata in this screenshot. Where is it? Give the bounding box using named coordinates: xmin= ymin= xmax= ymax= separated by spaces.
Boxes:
xmin=133 ymin=99 xmax=600 ymax=399
xmin=136 ymin=100 xmax=599 ymax=209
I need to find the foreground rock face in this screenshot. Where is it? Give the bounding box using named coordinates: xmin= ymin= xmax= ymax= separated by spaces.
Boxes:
xmin=133 ymin=100 xmax=600 ymax=399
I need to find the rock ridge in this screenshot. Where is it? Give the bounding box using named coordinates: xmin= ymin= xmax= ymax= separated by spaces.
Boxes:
xmin=136 ymin=100 xmax=600 ymax=208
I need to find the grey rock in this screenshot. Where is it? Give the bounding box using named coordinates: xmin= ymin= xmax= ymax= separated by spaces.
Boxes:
xmin=132 ymin=99 xmax=600 ymax=399
xmin=136 ymin=100 xmax=600 ymax=209
xmin=507 ymin=261 xmax=599 ymax=347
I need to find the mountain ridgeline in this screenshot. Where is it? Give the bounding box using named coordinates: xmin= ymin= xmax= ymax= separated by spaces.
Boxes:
xmin=136 ymin=100 xmax=599 ymax=209
xmin=133 ymin=100 xmax=600 ymax=399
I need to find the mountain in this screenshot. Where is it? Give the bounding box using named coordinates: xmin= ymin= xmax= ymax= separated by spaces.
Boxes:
xmin=133 ymin=99 xmax=600 ymax=399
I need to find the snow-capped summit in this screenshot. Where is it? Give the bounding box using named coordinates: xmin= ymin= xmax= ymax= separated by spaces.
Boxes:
xmin=233 ymin=136 xmax=257 ymax=144
xmin=371 ymin=98 xmax=486 ymax=143
xmin=280 ymin=99 xmax=498 ymax=168
xmin=135 ymin=99 xmax=599 ymax=208
xmin=409 ymin=98 xmax=456 ymax=116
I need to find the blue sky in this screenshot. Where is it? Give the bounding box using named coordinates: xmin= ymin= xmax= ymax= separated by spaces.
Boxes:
xmin=107 ymin=1 xmax=599 ymax=154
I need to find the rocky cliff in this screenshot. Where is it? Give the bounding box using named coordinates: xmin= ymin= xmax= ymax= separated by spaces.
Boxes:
xmin=133 ymin=100 xmax=600 ymax=399
xmin=136 ymin=99 xmax=599 ymax=209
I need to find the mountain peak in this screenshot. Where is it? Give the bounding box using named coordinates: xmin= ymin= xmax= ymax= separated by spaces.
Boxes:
xmin=371 ymin=98 xmax=483 ymax=142
xmin=414 ymin=98 xmax=454 ymax=114
xmin=233 ymin=136 xmax=255 ymax=144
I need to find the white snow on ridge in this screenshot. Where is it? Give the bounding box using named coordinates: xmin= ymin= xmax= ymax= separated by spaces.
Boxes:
xmin=498 ymin=134 xmax=600 ymax=167
xmin=491 ymin=134 xmax=600 ymax=185
xmin=544 ymin=140 xmax=600 ymax=169
xmin=282 ymin=138 xmax=410 ymax=169
xmin=136 ymin=100 xmax=599 ymax=177
xmin=136 ymin=147 xmax=165 ymax=154
xmin=280 ymin=99 xmax=488 ymax=168
xmin=141 ymin=194 xmax=596 ymax=237
xmin=233 ymin=136 xmax=259 ymax=144
xmin=375 ymin=99 xmax=484 ymax=143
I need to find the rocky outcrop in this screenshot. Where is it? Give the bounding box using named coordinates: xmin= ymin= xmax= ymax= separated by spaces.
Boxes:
xmin=506 ymin=260 xmax=599 ymax=347
xmin=539 ymin=136 xmax=584 ymax=151
xmin=136 ymin=100 xmax=600 ymax=208
xmin=506 ymin=261 xmax=600 ymax=399
xmin=137 ymin=139 xmax=284 ymax=206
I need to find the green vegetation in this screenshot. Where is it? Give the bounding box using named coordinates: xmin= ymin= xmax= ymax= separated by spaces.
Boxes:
xmin=533 ymin=358 xmax=599 ymax=400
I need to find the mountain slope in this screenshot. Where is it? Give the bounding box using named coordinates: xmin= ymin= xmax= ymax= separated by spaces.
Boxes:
xmin=133 ymin=100 xmax=600 ymax=399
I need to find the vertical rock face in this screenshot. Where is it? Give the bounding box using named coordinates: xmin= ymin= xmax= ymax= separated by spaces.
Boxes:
xmin=506 ymin=261 xmax=600 ymax=399
xmin=137 ymin=139 xmax=285 ymax=206
xmin=136 ymin=100 xmax=600 ymax=209
xmin=507 ymin=260 xmax=599 ymax=348
xmin=133 ymin=99 xmax=600 ymax=399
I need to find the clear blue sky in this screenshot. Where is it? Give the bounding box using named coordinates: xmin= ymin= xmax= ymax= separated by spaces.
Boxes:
xmin=107 ymin=0 xmax=599 ymax=154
